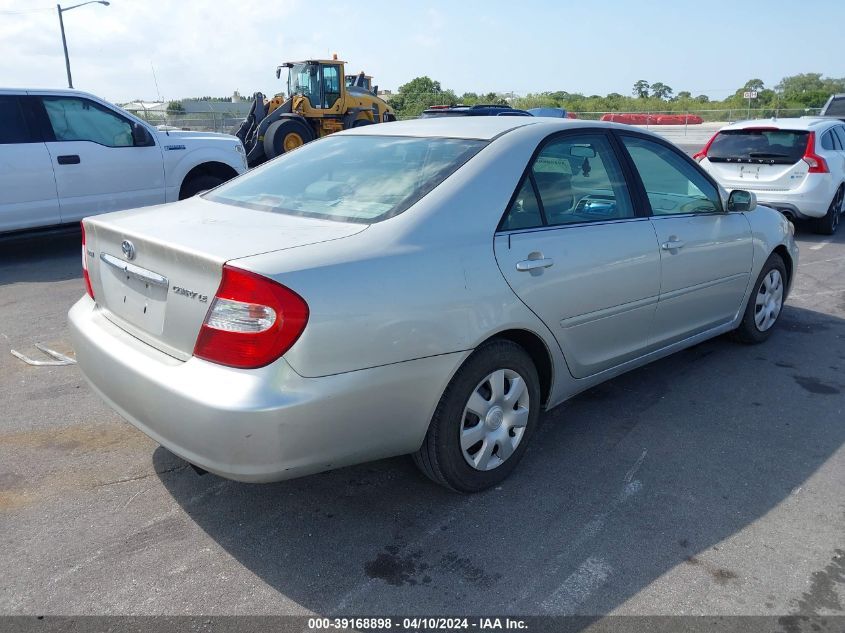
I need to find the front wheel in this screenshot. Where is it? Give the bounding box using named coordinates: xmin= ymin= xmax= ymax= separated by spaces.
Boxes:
xmin=731 ymin=253 xmax=787 ymax=344
xmin=263 ymin=118 xmax=314 ymax=160
xmin=179 ymin=174 xmax=225 ymax=199
xmin=413 ymin=340 xmax=541 ymax=492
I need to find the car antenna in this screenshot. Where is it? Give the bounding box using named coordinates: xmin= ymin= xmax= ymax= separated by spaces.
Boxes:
xmin=150 ymin=61 xmax=169 ymax=135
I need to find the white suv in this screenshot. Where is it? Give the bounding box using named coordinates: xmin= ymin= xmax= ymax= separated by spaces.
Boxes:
xmin=0 ymin=88 xmax=248 ymax=234
xmin=695 ymin=117 xmax=845 ymax=234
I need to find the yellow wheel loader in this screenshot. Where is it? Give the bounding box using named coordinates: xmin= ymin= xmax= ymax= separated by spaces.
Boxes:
xmin=236 ymin=56 xmax=395 ymax=167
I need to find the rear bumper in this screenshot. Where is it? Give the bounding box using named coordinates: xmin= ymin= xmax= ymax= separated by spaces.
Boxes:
xmin=69 ymin=296 xmax=464 ymax=483
xmin=734 ymin=178 xmax=835 ymax=220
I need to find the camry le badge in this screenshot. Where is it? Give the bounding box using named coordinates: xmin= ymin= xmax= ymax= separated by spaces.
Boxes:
xmin=121 ymin=240 xmax=136 ymax=260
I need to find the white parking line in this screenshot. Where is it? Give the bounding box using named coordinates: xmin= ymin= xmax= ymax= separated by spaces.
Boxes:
xmin=808 ymin=240 xmax=832 ymax=251
xmin=540 ymin=557 xmax=613 ymax=614
xmin=798 ymin=255 xmax=845 ymax=268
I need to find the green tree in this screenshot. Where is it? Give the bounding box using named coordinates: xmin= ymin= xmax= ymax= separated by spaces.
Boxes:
xmin=391 ymin=76 xmax=457 ymax=118
xmin=632 ymin=80 xmax=650 ymax=99
xmin=650 ymin=82 xmax=673 ymax=100
xmin=775 ymin=73 xmax=840 ymax=107
xmin=742 ymin=79 xmax=765 ymax=92
xmin=166 ymin=100 xmax=185 ymax=113
xmin=676 ymin=91 xmax=692 ymax=100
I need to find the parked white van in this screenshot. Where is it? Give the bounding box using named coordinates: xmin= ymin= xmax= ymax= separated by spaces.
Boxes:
xmin=0 ymin=88 xmax=247 ymax=233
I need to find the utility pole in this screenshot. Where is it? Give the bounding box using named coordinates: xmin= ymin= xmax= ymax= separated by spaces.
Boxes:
xmin=56 ymin=1 xmax=110 ymax=89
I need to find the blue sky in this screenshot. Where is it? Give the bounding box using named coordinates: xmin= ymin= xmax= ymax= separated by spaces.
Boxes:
xmin=1 ymin=0 xmax=843 ymax=102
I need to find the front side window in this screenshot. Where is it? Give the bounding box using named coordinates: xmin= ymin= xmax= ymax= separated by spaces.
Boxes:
xmin=288 ymin=63 xmax=321 ymax=108
xmin=42 ymin=97 xmax=133 ymax=147
xmin=621 ymin=136 xmax=721 ymax=215
xmin=0 ymin=96 xmax=31 ymax=144
xmin=499 ymin=133 xmax=634 ymax=230
xmin=205 ymin=135 xmax=486 ymax=223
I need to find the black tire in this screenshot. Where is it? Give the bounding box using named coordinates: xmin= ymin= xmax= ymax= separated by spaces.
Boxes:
xmin=179 ymin=174 xmax=225 ymax=200
xmin=814 ymin=188 xmax=842 ymax=236
xmin=413 ymin=340 xmax=541 ymax=493
xmin=263 ymin=118 xmax=314 ymax=160
xmin=351 ymin=118 xmax=373 ymax=128
xmin=731 ymin=253 xmax=787 ymax=344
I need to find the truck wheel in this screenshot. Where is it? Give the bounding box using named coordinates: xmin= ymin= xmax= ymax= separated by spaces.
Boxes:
xmin=179 ymin=174 xmax=224 ymax=199
xmin=351 ymin=119 xmax=372 ymax=128
xmin=263 ymin=119 xmax=314 ymax=160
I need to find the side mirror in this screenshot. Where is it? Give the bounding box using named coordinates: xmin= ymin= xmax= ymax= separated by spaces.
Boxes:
xmin=727 ymin=189 xmax=757 ymax=212
xmin=132 ymin=123 xmax=152 ymax=147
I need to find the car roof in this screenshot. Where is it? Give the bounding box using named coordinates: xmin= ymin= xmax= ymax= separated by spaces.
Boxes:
xmin=339 ymin=117 xmax=646 ymax=141
xmin=0 ymin=87 xmax=105 ymax=99
xmin=722 ymin=117 xmax=839 ymax=132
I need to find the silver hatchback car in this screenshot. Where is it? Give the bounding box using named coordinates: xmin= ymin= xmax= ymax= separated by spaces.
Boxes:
xmin=69 ymin=117 xmax=798 ymax=492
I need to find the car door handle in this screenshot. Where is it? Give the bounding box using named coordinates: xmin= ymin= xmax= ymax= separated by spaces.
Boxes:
xmin=516 ymin=258 xmax=554 ymax=272
xmin=56 ymin=154 xmax=80 ymax=165
xmin=661 ymin=239 xmax=686 ymax=250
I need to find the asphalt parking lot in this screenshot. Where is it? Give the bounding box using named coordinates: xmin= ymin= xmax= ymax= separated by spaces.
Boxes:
xmin=1 ymin=213 xmax=843 ymax=617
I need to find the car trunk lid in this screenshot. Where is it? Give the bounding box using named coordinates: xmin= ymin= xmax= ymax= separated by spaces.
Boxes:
xmin=703 ymin=128 xmax=811 ymax=192
xmin=84 ymin=197 xmax=366 ymax=360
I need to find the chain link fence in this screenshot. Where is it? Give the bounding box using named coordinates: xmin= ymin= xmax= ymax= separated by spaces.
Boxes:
xmin=124 ymin=108 xmax=246 ymax=134
xmin=123 ymin=105 xmax=824 ymax=135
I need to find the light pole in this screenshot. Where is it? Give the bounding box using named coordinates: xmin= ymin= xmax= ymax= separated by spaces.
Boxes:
xmin=56 ymin=1 xmax=110 ymax=89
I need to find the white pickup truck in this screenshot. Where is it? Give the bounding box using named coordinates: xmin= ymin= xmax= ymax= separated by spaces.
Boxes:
xmin=0 ymin=88 xmax=248 ymax=233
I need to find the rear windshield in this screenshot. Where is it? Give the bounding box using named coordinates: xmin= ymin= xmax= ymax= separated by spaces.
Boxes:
xmin=824 ymin=97 xmax=845 ymax=117
xmin=707 ymin=129 xmax=809 ymax=164
xmin=205 ymin=135 xmax=487 ymax=223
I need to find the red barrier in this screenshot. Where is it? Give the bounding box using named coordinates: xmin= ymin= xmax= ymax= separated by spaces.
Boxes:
xmin=601 ymin=113 xmax=703 ymax=125
xmin=566 ymin=112 xmax=577 ymax=119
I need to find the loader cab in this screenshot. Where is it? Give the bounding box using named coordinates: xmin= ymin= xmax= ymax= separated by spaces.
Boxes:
xmin=280 ymin=60 xmax=344 ymax=111
xmin=346 ymin=73 xmax=373 ymax=92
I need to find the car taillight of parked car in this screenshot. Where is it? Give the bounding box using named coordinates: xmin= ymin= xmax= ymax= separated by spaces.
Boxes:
xmin=81 ymin=222 xmax=94 ymax=300
xmin=693 ymin=133 xmax=717 ymax=162
xmin=193 ymin=264 xmax=309 ymax=369
xmin=802 ymin=131 xmax=829 ymax=173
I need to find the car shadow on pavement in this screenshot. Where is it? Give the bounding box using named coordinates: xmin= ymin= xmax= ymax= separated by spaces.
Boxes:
xmin=0 ymin=227 xmax=82 ymax=287
xmin=154 ymin=305 xmax=845 ymax=617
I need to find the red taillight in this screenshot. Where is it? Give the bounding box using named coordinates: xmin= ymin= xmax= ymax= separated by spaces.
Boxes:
xmin=193 ymin=264 xmax=309 ymax=369
xmin=693 ymin=132 xmax=718 ymax=162
xmin=802 ymin=131 xmax=829 ymax=173
xmin=81 ymin=222 xmax=94 ymax=299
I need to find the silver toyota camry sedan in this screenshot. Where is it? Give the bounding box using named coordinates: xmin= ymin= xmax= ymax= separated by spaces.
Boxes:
xmin=69 ymin=117 xmax=798 ymax=492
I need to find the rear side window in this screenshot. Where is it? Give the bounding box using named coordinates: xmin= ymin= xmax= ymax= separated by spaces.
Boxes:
xmin=821 ymin=131 xmax=836 ymax=150
xmin=0 ymin=96 xmax=32 ymax=144
xmin=42 ymin=97 xmax=134 ymax=147
xmin=707 ymin=129 xmax=809 ymax=164
xmin=206 ymin=135 xmax=487 ymax=223
xmin=499 ymin=133 xmax=634 ymax=230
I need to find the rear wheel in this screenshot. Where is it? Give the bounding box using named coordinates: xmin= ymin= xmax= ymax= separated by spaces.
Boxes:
xmin=731 ymin=253 xmax=787 ymax=344
xmin=351 ymin=118 xmax=372 ymax=128
xmin=814 ymin=187 xmax=843 ymax=235
xmin=263 ymin=118 xmax=314 ymax=160
xmin=413 ymin=340 xmax=541 ymax=492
